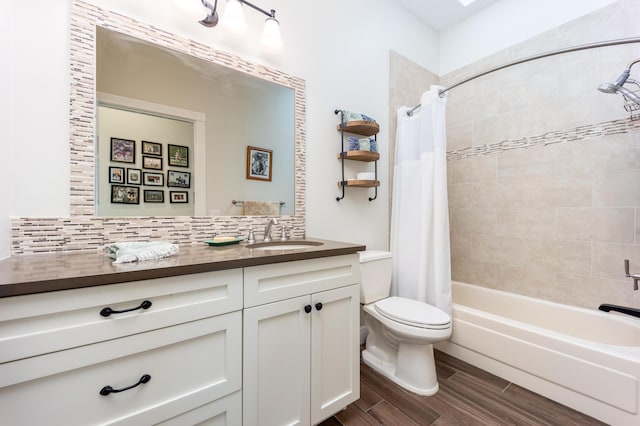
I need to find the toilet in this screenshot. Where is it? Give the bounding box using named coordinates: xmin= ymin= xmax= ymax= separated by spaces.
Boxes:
xmin=359 ymin=250 xmax=452 ymax=396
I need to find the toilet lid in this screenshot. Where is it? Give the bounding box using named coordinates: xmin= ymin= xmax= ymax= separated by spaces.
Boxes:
xmin=375 ymin=297 xmax=451 ymax=329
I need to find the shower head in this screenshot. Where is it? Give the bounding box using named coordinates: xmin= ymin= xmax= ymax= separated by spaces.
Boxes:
xmin=597 ymin=81 xmax=640 ymax=104
xmin=599 ymin=59 xmax=640 ymax=96
xmin=597 ymin=82 xmax=619 ymax=94
xmin=598 ymin=68 xmax=631 ymax=94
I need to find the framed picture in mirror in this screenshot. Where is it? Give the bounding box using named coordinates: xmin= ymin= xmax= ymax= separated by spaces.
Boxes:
xmin=247 ymin=146 xmax=272 ymax=181
xmin=144 ymin=190 xmax=164 ymax=203
xmin=126 ymin=168 xmax=142 ymax=185
xmin=143 ymin=172 xmax=164 ymax=186
xmin=110 ymin=138 xmax=135 ymax=163
xmin=170 ymin=191 xmax=189 ymax=203
xmin=111 ymin=185 xmax=139 ymax=204
xmin=142 ymin=141 xmax=162 ymax=156
xmin=143 ymin=155 xmax=163 ymax=170
xmin=167 ymin=170 xmax=191 ymax=188
xmin=109 ymin=166 xmax=124 ymax=184
xmin=168 ymin=144 xmax=189 ymax=167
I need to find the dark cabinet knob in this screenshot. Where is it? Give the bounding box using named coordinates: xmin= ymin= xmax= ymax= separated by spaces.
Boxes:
xmin=304 ymin=305 xmax=312 ymax=314
xmin=315 ymin=302 xmax=323 ymax=311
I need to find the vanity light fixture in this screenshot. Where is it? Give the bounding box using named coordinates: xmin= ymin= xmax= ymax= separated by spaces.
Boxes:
xmin=182 ymin=0 xmax=282 ymax=52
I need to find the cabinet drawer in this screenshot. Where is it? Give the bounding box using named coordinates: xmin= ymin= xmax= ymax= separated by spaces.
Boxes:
xmin=0 ymin=311 xmax=242 ymax=426
xmin=0 ymin=269 xmax=242 ymax=364
xmin=244 ymin=254 xmax=360 ymax=307
xmin=157 ymin=390 xmax=242 ymax=426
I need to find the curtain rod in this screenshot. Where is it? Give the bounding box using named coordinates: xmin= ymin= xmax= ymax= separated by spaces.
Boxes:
xmin=406 ymin=36 xmax=640 ymax=116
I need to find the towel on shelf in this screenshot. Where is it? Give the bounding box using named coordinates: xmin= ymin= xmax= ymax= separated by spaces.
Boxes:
xmin=108 ymin=241 xmax=179 ymax=264
xmin=347 ymin=136 xmax=360 ymax=151
xmin=242 ymin=201 xmax=281 ymax=216
xmin=346 ymin=136 xmax=378 ymax=152
xmin=342 ymin=110 xmax=377 ymax=123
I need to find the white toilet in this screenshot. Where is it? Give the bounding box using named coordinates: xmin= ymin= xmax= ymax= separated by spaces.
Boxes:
xmin=359 ymin=250 xmax=452 ymax=396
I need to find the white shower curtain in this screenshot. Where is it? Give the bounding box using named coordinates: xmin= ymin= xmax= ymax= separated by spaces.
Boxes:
xmin=390 ymin=86 xmax=451 ymax=314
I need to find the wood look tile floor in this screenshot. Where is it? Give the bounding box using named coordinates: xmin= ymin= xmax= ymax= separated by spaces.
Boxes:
xmin=319 ymin=350 xmax=606 ymax=426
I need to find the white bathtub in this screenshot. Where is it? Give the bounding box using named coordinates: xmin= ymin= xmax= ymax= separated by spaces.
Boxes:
xmin=435 ymin=281 xmax=640 ymax=426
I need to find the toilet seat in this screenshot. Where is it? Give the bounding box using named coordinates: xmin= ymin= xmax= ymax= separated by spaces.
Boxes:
xmin=374 ymin=297 xmax=451 ymax=330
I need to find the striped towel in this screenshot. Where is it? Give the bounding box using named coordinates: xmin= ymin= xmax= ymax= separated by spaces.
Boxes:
xmin=242 ymin=201 xmax=281 ymax=216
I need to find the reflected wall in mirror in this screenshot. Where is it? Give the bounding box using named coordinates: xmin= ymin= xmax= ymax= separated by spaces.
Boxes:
xmin=69 ymin=0 xmax=305 ymax=219
xmin=96 ymin=27 xmax=295 ymax=216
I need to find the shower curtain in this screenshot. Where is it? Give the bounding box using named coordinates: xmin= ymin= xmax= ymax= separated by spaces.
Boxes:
xmin=390 ymin=86 xmax=451 ymax=314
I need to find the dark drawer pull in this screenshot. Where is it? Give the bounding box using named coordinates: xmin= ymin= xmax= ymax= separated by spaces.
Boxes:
xmin=315 ymin=302 xmax=323 ymax=311
xmin=100 ymin=300 xmax=152 ymax=317
xmin=99 ymin=374 xmax=151 ymax=396
xmin=304 ymin=305 xmax=312 ymax=314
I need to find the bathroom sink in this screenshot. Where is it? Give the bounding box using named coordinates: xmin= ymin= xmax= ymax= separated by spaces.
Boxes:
xmin=246 ymin=240 xmax=324 ymax=251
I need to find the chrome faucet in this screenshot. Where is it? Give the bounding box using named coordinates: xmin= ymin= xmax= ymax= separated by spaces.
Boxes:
xmin=263 ymin=218 xmax=279 ymax=242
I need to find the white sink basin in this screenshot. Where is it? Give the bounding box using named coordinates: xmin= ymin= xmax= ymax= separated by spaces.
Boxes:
xmin=246 ymin=240 xmax=323 ymax=251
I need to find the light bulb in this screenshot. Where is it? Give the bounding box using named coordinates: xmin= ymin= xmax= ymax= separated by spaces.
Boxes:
xmin=261 ymin=17 xmax=282 ymax=52
xmin=223 ymin=0 xmax=248 ymax=33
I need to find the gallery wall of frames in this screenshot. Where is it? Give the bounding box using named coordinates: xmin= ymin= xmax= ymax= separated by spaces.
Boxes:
xmin=97 ymin=105 xmax=194 ymax=216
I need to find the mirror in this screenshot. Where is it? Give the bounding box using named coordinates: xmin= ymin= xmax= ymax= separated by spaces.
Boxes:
xmin=95 ymin=27 xmax=295 ymax=216
xmin=68 ymin=0 xmax=305 ymax=220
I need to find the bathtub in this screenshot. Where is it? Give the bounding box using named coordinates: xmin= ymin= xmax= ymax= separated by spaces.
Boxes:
xmin=434 ymin=281 xmax=640 ymax=426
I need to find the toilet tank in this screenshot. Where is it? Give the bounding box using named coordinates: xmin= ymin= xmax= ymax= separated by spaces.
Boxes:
xmin=358 ymin=250 xmax=392 ymax=304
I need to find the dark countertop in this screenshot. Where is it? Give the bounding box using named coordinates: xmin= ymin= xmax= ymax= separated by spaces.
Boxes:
xmin=0 ymin=238 xmax=366 ymax=298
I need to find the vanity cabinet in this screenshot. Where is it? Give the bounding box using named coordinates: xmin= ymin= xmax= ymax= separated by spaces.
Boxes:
xmin=243 ymin=255 xmax=361 ymax=426
xmin=0 ymin=270 xmax=243 ymax=425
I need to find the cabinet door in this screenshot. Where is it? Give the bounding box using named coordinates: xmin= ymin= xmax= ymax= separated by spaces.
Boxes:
xmin=310 ymin=284 xmax=360 ymax=425
xmin=243 ymin=296 xmax=312 ymax=426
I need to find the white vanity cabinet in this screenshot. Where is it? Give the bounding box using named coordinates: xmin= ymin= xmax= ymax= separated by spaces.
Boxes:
xmin=0 ymin=269 xmax=243 ymax=426
xmin=243 ymin=255 xmax=361 ymax=426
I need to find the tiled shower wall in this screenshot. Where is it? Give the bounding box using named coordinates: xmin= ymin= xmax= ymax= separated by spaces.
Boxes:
xmin=390 ymin=0 xmax=640 ymax=309
xmin=444 ymin=0 xmax=640 ymax=309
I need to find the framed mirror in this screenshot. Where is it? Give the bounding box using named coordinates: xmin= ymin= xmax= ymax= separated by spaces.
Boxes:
xmin=69 ymin=0 xmax=305 ymax=219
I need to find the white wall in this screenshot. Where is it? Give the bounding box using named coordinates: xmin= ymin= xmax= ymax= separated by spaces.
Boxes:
xmin=9 ymin=1 xmax=70 ymax=218
xmin=0 ymin=1 xmax=11 ymax=259
xmin=439 ymin=0 xmax=619 ymax=74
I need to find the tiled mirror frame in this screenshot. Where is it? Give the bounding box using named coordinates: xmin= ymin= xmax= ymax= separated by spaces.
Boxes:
xmin=11 ymin=0 xmax=306 ymax=255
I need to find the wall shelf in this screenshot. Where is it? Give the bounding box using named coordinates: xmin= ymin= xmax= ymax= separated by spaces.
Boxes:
xmin=334 ymin=109 xmax=380 ymax=201
xmin=339 ymin=179 xmax=381 ymax=188
xmin=336 ymin=121 xmax=380 ymax=137
xmin=337 ymin=151 xmax=380 ymax=162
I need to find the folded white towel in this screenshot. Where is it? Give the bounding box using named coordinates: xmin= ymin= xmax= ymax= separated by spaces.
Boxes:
xmin=108 ymin=241 xmax=179 ymax=264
